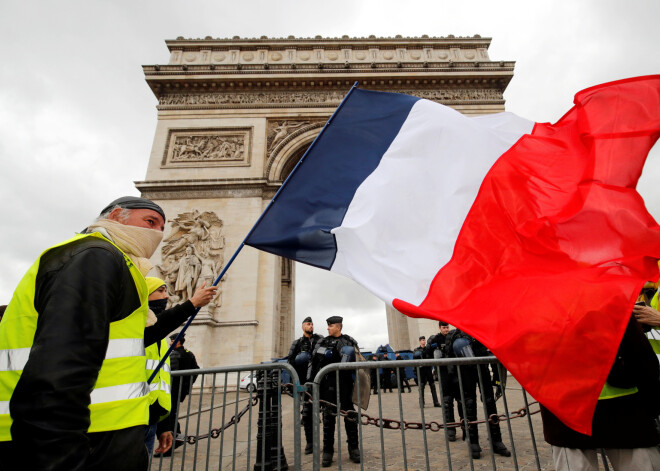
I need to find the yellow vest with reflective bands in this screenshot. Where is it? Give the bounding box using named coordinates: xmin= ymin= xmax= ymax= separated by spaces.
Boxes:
xmin=0 ymin=232 xmax=150 ymax=441
xmin=146 ymin=339 xmax=172 ymax=421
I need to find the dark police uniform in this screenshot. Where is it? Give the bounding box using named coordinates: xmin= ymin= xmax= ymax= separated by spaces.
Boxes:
xmin=427 ymin=328 xmax=457 ymax=440
xmin=445 ymin=329 xmax=510 ymax=459
xmin=395 ymin=354 xmax=412 ymax=393
xmin=308 ymin=316 xmax=360 ymax=466
xmin=286 ymin=320 xmax=323 ymax=452
xmin=413 ymin=338 xmax=440 ymax=407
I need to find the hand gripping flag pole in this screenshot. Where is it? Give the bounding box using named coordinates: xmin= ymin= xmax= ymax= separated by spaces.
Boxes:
xmin=147 ymin=82 xmax=360 ymax=384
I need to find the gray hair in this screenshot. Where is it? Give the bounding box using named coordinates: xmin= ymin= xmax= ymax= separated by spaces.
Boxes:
xmin=96 ymin=205 xmax=132 ymax=223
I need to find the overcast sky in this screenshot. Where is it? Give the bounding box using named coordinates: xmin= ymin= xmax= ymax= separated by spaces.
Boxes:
xmin=1 ymin=0 xmax=658 ymax=352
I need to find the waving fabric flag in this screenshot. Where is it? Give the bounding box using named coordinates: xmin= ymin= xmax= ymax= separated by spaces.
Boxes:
xmin=246 ymin=76 xmax=660 ymax=434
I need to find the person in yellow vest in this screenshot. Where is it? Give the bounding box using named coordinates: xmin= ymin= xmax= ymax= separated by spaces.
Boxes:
xmin=0 ymin=196 xmax=166 ymax=471
xmin=143 ymin=277 xmax=216 ymax=457
xmin=540 ymin=311 xmax=660 ymax=470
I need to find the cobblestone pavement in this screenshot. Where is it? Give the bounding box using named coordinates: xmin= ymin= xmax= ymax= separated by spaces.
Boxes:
xmin=151 ymin=376 xmax=566 ymax=471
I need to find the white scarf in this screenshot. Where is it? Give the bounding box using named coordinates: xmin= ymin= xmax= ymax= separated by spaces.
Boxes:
xmin=87 ymin=219 xmax=163 ymax=275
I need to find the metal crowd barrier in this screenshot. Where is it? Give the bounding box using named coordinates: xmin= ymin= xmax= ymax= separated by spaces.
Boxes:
xmin=150 ymin=357 xmax=554 ymax=471
xmin=311 ymin=356 xmax=549 ymax=471
xmin=150 ymin=362 xmax=301 ymax=471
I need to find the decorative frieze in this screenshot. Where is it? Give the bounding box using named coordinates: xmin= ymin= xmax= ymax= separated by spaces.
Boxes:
xmin=162 ymin=127 xmax=252 ymax=167
xmin=158 ymin=88 xmax=504 ymax=109
xmin=159 ymin=90 xmax=345 ymax=107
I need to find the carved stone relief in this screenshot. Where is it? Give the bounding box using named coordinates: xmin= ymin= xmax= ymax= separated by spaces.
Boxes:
xmin=156 ymin=210 xmax=226 ymax=317
xmin=160 ymin=90 xmax=346 ymax=107
xmin=265 ymin=119 xmax=325 ymax=167
xmin=268 ymin=120 xmax=310 ymax=150
xmin=158 ymin=88 xmax=503 ymax=108
xmin=162 ymin=128 xmax=252 ymax=167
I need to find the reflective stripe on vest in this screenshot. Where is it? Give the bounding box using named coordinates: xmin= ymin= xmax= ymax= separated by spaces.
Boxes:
xmin=599 ymin=381 xmax=638 ymax=400
xmin=145 ymin=339 xmax=172 ymax=420
xmin=646 ymin=329 xmax=660 ymax=362
xmin=149 ymin=381 xmax=172 ymax=395
xmin=0 ymin=339 xmax=144 ymax=372
xmin=146 ymin=359 xmax=172 ymax=375
xmin=0 ymin=232 xmax=150 ymax=441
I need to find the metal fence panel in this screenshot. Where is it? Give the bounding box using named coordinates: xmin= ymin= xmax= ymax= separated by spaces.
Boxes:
xmin=149 ymin=357 xmax=562 ymax=470
xmin=310 ymin=356 xmax=552 ymax=471
xmin=150 ymin=362 xmax=301 ymax=471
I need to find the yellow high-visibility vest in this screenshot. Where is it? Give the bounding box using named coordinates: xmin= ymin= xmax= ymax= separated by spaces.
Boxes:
xmin=146 ymin=339 xmax=172 ymax=421
xmin=0 ymin=232 xmax=150 ymax=440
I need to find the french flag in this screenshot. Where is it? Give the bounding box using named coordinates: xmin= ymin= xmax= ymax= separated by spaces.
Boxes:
xmin=246 ymin=76 xmax=660 ymax=434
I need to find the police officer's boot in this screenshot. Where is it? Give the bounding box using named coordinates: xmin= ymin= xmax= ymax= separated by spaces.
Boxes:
xmin=322 ymin=408 xmax=335 ymax=467
xmin=492 ymin=441 xmax=511 ymax=457
xmin=466 ymin=399 xmax=481 ymax=459
xmin=468 ymin=427 xmax=481 ymax=459
xmin=322 ymin=451 xmax=333 ymax=468
xmin=346 ymin=417 xmax=360 ymax=463
xmin=488 ymin=424 xmax=511 ymax=457
xmin=470 ymin=442 xmax=482 ymax=460
xmin=302 ymin=403 xmax=314 ymax=455
xmin=348 ymin=446 xmax=361 ymax=463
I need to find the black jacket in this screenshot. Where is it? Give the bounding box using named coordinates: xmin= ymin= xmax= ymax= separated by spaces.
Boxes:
xmin=287 ymin=333 xmax=323 ymax=382
xmin=308 ymin=334 xmax=358 ymax=380
xmin=171 ymin=346 xmax=199 ymax=401
xmin=0 ymin=236 xmax=148 ymax=471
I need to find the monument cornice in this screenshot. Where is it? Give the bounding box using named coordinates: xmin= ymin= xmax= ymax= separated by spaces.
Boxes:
xmin=144 ymin=35 xmax=514 ymax=99
xmin=135 ymin=177 xmax=271 ymax=200
xmin=164 ymin=34 xmax=493 ymax=49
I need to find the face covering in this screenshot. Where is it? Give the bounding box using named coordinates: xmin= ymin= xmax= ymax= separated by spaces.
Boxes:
xmin=87 ymin=219 xmax=163 ymax=275
xmin=149 ymin=298 xmax=168 ymax=315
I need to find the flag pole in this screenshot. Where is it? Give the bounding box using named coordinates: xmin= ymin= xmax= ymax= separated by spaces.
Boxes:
xmin=148 ymin=82 xmax=360 ymax=383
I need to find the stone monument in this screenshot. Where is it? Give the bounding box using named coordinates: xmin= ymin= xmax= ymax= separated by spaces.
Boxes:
xmin=136 ymin=35 xmax=515 ymax=367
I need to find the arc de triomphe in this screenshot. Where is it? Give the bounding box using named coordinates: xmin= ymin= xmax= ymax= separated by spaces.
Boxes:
xmin=136 ymin=35 xmax=515 ymax=368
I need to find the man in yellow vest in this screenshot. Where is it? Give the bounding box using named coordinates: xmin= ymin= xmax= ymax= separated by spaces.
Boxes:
xmin=0 ymin=196 xmax=166 ymax=471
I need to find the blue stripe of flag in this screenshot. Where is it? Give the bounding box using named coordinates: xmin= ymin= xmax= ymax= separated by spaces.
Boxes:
xmin=245 ymin=88 xmax=421 ymax=269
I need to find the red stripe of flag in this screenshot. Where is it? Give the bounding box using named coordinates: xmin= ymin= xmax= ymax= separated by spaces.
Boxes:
xmin=394 ymin=75 xmax=660 ymax=435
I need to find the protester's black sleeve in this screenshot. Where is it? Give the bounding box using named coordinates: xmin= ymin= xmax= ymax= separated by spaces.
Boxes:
xmin=10 ymin=239 xmax=139 ymax=471
xmin=144 ymin=301 xmax=196 ymax=347
xmin=618 ymin=316 xmax=660 ymax=416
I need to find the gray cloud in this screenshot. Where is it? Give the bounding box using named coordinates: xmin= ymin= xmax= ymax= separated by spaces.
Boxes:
xmin=1 ymin=0 xmax=659 ymax=352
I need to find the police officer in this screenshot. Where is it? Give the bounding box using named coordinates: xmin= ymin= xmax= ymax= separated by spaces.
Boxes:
xmin=427 ymin=321 xmax=458 ymax=441
xmin=369 ymin=354 xmax=380 ymax=395
xmin=413 ymin=336 xmax=441 ymax=407
xmin=395 ymin=353 xmax=412 ymax=393
xmin=308 ymin=316 xmax=361 ymax=467
xmin=286 ymin=316 xmax=323 ymax=455
xmin=445 ymin=329 xmax=511 ymax=459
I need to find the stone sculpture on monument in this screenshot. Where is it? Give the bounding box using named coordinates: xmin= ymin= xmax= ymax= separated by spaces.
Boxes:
xmin=157 ymin=210 xmax=225 ymax=313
